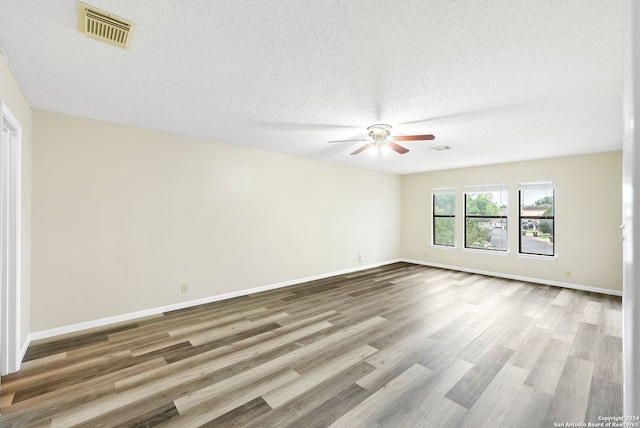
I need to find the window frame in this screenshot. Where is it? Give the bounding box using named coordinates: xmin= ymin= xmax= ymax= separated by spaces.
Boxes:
xmin=518 ymin=182 xmax=555 ymax=257
xmin=432 ymin=188 xmax=456 ymax=247
xmin=463 ymin=184 xmax=508 ymax=252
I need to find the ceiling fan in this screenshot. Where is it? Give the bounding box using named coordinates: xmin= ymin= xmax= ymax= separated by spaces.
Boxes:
xmin=328 ymin=124 xmax=435 ymax=156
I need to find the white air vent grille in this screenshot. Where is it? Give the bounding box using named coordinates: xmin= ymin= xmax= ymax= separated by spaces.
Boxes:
xmin=77 ymin=2 xmax=136 ymax=49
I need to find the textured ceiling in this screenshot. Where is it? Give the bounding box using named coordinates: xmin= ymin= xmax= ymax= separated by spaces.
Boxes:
xmin=0 ymin=0 xmax=623 ymax=174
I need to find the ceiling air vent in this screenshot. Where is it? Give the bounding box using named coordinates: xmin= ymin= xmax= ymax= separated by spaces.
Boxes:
xmin=77 ymin=2 xmax=136 ymax=49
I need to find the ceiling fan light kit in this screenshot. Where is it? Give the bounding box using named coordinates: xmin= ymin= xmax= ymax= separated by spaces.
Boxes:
xmin=367 ymin=124 xmax=392 ymax=140
xmin=330 ymin=124 xmax=437 ymax=157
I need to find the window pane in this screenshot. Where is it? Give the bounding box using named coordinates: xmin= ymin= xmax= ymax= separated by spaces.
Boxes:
xmin=434 ymin=217 xmax=455 ymax=246
xmin=465 ymin=192 xmax=506 ymax=216
xmin=521 ymin=220 xmax=554 ymax=255
xmin=434 ymin=193 xmax=455 ymax=215
xmin=519 ymin=185 xmax=554 ymax=256
xmin=465 ymin=218 xmax=507 ymax=251
xmin=464 ymin=188 xmax=507 ymax=252
xmin=520 ymin=189 xmax=554 ymax=216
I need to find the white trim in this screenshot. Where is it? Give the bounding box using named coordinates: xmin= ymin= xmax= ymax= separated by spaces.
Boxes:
xmin=518 ymin=181 xmax=554 ymax=191
xmin=463 ymin=183 xmax=508 ymax=193
xmin=623 ymin=0 xmax=640 ymax=416
xmin=431 ymin=186 xmax=455 ymax=194
xmin=27 ymin=256 xmax=621 ymax=345
xmin=401 ymin=258 xmax=622 ymax=297
xmin=1 ymin=100 xmax=22 ymax=376
xmin=29 ymin=259 xmax=402 ymax=341
xmin=517 ymin=253 xmax=557 ymax=261
xmin=462 ymin=248 xmax=509 ymax=256
xmin=19 ymin=335 xmax=29 ymax=362
xmin=431 ymin=244 xmax=456 ymax=250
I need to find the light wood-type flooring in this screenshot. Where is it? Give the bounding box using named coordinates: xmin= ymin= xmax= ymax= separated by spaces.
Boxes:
xmin=0 ymin=263 xmax=623 ymax=427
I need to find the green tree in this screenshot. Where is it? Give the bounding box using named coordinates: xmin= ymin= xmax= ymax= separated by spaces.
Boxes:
xmin=538 ymin=220 xmax=553 ymax=234
xmin=434 ymin=193 xmax=455 ymax=215
xmin=434 ymin=193 xmax=455 ymax=246
xmin=534 ymin=196 xmax=553 ymax=206
xmin=465 ymin=193 xmax=499 ymax=248
xmin=535 ymin=196 xmax=553 ymax=234
xmin=434 ymin=218 xmax=455 ymax=246
xmin=466 ymin=193 xmax=499 ymax=216
xmin=465 ymin=219 xmax=492 ymax=248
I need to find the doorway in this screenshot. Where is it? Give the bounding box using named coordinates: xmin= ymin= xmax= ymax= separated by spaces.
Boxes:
xmin=1 ymin=101 xmax=22 ymax=376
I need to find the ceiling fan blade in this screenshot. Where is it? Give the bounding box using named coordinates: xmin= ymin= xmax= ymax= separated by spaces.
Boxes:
xmin=328 ymin=139 xmax=368 ymax=144
xmin=350 ymin=144 xmax=373 ymax=155
xmin=389 ymin=142 xmax=409 ymax=154
xmin=393 ymin=134 xmax=435 ymax=141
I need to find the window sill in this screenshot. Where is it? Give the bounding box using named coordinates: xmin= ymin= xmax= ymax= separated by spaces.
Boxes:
xmin=431 ymin=244 xmax=456 ymax=250
xmin=517 ymin=253 xmax=557 ymax=261
xmin=462 ymin=248 xmax=509 ymax=256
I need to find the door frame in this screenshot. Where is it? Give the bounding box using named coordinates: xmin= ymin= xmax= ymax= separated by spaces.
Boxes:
xmin=0 ymin=100 xmax=22 ymax=376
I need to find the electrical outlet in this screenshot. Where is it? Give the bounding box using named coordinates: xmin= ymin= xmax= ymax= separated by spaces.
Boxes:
xmin=425 ymin=252 xmax=429 ymax=258
xmin=565 ymin=270 xmax=572 ymax=278
xmin=181 ymin=284 xmax=189 ymax=293
xmin=358 ymin=252 xmax=364 ymax=263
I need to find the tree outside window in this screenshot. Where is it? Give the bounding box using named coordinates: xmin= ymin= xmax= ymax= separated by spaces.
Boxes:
xmin=519 ymin=182 xmax=554 ymax=256
xmin=464 ymin=185 xmax=508 ymax=251
xmin=433 ymin=190 xmax=455 ymax=246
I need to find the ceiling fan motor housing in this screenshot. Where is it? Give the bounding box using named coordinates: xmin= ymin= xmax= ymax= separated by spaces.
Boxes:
xmin=367 ymin=124 xmax=392 ymax=140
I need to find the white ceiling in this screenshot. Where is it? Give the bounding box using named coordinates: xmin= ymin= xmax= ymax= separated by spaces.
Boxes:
xmin=0 ymin=1 xmax=623 ymax=174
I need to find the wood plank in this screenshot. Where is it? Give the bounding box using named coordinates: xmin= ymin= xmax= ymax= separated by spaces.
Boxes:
xmin=328 ymin=363 xmax=433 ymax=427
xmin=524 ymin=338 xmax=572 ymax=395
xmin=593 ymin=334 xmax=623 ymax=384
xmin=197 ymin=397 xmax=272 ymax=428
xmin=113 ymin=402 xmax=180 ymax=427
xmin=0 ymin=263 xmax=622 ymax=427
xmin=166 ymin=368 xmax=300 ymax=427
xmin=582 ymin=301 xmax=603 ymax=325
xmin=570 ymin=322 xmax=605 ymax=362
xmin=444 ymin=344 xmax=514 ymax=409
xmin=114 ymin=319 xmax=334 ymax=392
xmin=509 ymin=328 xmax=550 ymax=370
xmin=357 ymin=338 xmax=435 ymax=392
xmin=285 ymin=383 xmax=371 ymax=428
xmin=602 ymin=308 xmax=623 ymax=338
xmin=374 ymin=357 xmax=472 ymax=427
xmin=584 ymin=377 xmax=623 ymax=423
xmin=544 ymin=355 xmax=594 ymax=424
xmin=243 ymin=361 xmax=376 ymax=428
xmin=22 ymin=324 xmax=138 ymax=361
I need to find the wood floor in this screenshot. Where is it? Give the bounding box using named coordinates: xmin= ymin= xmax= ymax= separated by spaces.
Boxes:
xmin=0 ymin=263 xmax=623 ymax=427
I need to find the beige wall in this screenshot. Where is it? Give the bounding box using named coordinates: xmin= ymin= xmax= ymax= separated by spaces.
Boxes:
xmin=0 ymin=54 xmax=32 ymax=348
xmin=401 ymin=151 xmax=623 ymax=292
xmin=31 ymin=111 xmax=401 ymax=331
xmin=28 ymin=112 xmax=623 ymax=332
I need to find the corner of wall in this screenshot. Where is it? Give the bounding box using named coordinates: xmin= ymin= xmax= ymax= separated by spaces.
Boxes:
xmin=0 ymin=50 xmax=33 ymax=371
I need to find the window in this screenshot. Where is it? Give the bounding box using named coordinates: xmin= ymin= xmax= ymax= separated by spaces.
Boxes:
xmin=519 ymin=182 xmax=554 ymax=256
xmin=432 ymin=188 xmax=455 ymax=246
xmin=464 ymin=184 xmax=508 ymax=251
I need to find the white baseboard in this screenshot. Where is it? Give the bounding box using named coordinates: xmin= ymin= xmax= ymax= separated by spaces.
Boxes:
xmin=28 ymin=259 xmax=402 ymax=343
xmin=5 ymin=336 xmax=33 ymax=375
xmin=26 ymin=257 xmax=620 ymax=348
xmin=400 ymin=258 xmax=623 ymax=297
xmin=19 ymin=336 xmax=30 ymax=361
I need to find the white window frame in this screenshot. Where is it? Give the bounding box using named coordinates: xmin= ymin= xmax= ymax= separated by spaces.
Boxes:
xmin=463 ymin=184 xmax=508 ymax=252
xmin=432 ymin=187 xmax=456 ymax=247
xmin=518 ymin=181 xmax=555 ymax=257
